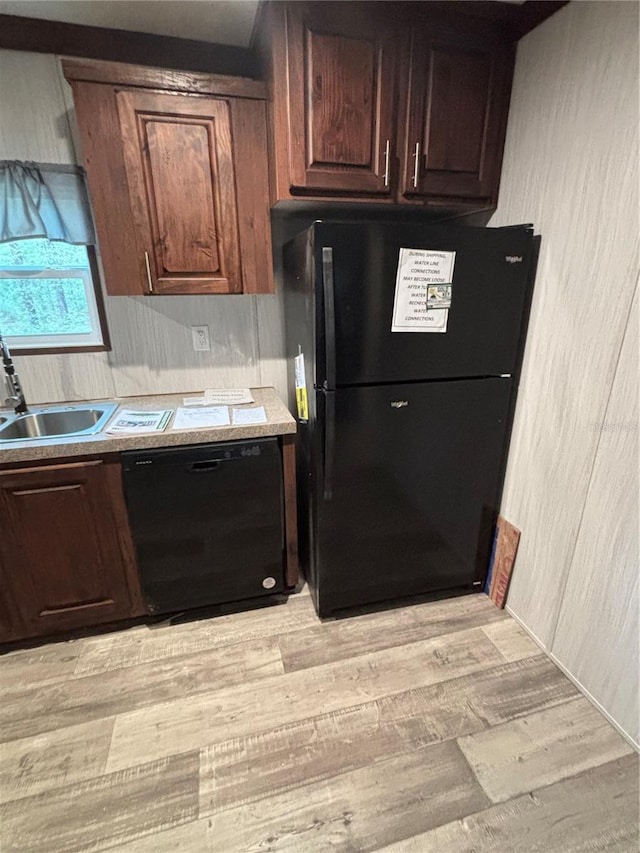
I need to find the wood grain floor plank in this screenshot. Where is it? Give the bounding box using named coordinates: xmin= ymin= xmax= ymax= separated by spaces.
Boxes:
xmin=106 ymin=626 xmax=505 ymax=773
xmin=409 ymin=594 xmax=500 ymax=627
xmin=200 ymin=654 xmax=578 ymax=814
xmin=465 ymin=654 xmax=580 ymax=726
xmin=105 ymin=820 xmax=209 ymax=853
xmin=279 ymin=594 xmax=508 ymax=672
xmin=0 ymin=718 xmax=114 ymax=804
xmin=0 ymin=751 xmax=199 ymax=853
xmin=73 ymin=595 xmax=315 ymax=677
xmin=375 ymin=754 xmax=640 ymax=852
xmin=480 ymin=619 xmax=540 ymax=662
xmin=0 ymin=636 xmax=283 ymax=742
xmin=70 ymin=625 xmax=149 ymax=678
xmin=458 ymin=695 xmax=634 ymax=803
xmin=0 ymin=642 xmax=83 ymax=693
xmin=204 ymin=740 xmax=489 ymax=852
xmin=0 ymin=593 xmax=634 ymax=853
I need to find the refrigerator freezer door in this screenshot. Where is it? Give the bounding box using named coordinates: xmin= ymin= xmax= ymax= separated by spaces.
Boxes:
xmin=313 ymin=221 xmax=534 ymax=386
xmin=312 ymin=378 xmax=512 ymax=616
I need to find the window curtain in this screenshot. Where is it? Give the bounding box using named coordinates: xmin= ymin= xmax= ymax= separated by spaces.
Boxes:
xmin=0 ymin=161 xmax=95 ymax=245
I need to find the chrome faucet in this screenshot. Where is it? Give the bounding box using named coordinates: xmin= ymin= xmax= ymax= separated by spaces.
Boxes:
xmin=0 ymin=334 xmax=28 ymax=415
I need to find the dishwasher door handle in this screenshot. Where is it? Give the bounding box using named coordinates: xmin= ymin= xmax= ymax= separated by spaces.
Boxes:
xmin=188 ymin=459 xmax=222 ymax=472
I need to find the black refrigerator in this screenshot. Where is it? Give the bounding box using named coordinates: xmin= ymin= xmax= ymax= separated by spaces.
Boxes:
xmin=284 ymin=221 xmax=539 ymax=618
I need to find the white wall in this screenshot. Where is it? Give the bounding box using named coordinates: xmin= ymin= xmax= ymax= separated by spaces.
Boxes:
xmin=0 ymin=49 xmax=288 ymax=404
xmin=491 ymin=1 xmax=639 ymax=746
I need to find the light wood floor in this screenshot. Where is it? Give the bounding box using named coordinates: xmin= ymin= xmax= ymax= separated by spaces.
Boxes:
xmin=0 ymin=588 xmax=637 ymax=852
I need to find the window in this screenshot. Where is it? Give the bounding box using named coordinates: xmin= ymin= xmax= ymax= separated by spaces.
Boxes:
xmin=0 ymin=238 xmax=108 ymax=353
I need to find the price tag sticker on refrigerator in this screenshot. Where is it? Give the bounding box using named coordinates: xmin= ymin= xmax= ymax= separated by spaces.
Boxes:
xmin=391 ymin=248 xmax=455 ymax=333
xmin=426 ymin=284 xmax=452 ymax=309
xmin=294 ymin=352 xmax=309 ymax=422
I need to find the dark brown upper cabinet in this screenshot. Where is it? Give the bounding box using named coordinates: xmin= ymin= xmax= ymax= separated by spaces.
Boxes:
xmin=400 ymin=27 xmax=515 ymax=206
xmin=285 ymin=2 xmax=399 ymax=197
xmin=255 ymin=1 xmax=515 ymax=212
xmin=63 ymin=60 xmax=274 ymax=295
xmin=117 ymin=90 xmax=242 ymax=294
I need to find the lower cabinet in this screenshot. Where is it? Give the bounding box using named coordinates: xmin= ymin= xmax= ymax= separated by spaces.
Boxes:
xmin=0 ymin=459 xmax=144 ymax=643
xmin=0 ymin=437 xmax=298 ymax=645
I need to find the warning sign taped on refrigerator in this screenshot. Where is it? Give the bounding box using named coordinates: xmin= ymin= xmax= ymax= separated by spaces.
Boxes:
xmin=391 ymin=248 xmax=455 ymax=333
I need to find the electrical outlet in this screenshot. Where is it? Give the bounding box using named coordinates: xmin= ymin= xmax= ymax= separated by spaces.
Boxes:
xmin=191 ymin=326 xmax=210 ymax=352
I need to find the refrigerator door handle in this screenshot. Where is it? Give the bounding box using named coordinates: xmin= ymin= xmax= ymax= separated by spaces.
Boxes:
xmin=322 ymin=247 xmax=336 ymax=391
xmin=323 ymin=391 xmax=335 ymax=501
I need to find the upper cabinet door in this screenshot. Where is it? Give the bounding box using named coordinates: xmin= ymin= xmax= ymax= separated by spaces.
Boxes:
xmin=402 ymin=30 xmax=514 ymax=205
xmin=117 ymin=91 xmax=242 ymax=294
xmin=285 ymin=3 xmax=399 ymax=196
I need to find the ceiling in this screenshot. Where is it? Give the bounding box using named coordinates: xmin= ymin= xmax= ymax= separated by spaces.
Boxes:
xmin=0 ymin=0 xmax=530 ymax=48
xmin=0 ymin=1 xmax=260 ymax=46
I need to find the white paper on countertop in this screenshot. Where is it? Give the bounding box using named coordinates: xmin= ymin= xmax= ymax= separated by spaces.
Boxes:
xmin=182 ymin=389 xmax=254 ymax=406
xmin=106 ymin=410 xmax=172 ymax=434
xmin=205 ymin=388 xmax=254 ymax=405
xmin=231 ymin=406 xmax=267 ymax=426
xmin=172 ymin=406 xmax=231 ymax=430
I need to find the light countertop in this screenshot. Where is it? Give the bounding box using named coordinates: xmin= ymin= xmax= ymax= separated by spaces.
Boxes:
xmin=0 ymin=387 xmax=296 ymax=466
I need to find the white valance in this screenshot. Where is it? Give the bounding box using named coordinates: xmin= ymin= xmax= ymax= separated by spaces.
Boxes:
xmin=0 ymin=161 xmax=95 ymax=245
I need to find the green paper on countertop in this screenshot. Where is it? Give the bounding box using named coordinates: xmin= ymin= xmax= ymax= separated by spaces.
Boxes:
xmin=106 ymin=409 xmax=172 ymax=434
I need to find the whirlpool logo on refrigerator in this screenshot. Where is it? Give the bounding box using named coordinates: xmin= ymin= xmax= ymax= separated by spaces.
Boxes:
xmin=390 ymin=401 xmax=409 ymax=409
xmin=505 ymin=255 xmax=523 ymax=263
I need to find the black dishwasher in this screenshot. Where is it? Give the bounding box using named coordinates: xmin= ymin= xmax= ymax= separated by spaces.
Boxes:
xmin=122 ymin=439 xmax=284 ymax=614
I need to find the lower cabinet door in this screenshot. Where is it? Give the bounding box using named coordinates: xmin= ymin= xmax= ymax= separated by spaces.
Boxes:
xmin=0 ymin=579 xmax=21 ymax=644
xmin=0 ymin=459 xmax=142 ymax=640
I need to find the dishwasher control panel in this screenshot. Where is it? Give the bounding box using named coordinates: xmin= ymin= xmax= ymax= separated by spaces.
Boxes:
xmin=123 ymin=439 xmax=270 ymax=469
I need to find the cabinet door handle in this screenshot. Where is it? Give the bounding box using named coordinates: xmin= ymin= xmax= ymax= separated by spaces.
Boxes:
xmin=144 ymin=251 xmax=154 ymax=294
xmin=383 ymin=139 xmax=391 ymax=187
xmin=413 ymin=142 xmax=421 ymax=188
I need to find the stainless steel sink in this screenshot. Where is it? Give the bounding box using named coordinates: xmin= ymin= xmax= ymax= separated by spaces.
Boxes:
xmin=0 ymin=402 xmax=118 ymax=442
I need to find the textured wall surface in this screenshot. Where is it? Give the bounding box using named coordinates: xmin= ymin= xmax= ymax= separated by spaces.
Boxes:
xmin=552 ymin=289 xmax=638 ymax=744
xmin=0 ymin=49 xmax=289 ymax=404
xmin=491 ymin=1 xmax=639 ymax=745
xmin=0 ymin=50 xmax=76 ymax=164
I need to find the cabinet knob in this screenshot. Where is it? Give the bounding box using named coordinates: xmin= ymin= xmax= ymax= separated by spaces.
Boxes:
xmin=383 ymin=139 xmax=391 ymax=187
xmin=144 ymin=251 xmax=154 ymax=294
xmin=413 ymin=142 xmax=421 ymax=189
